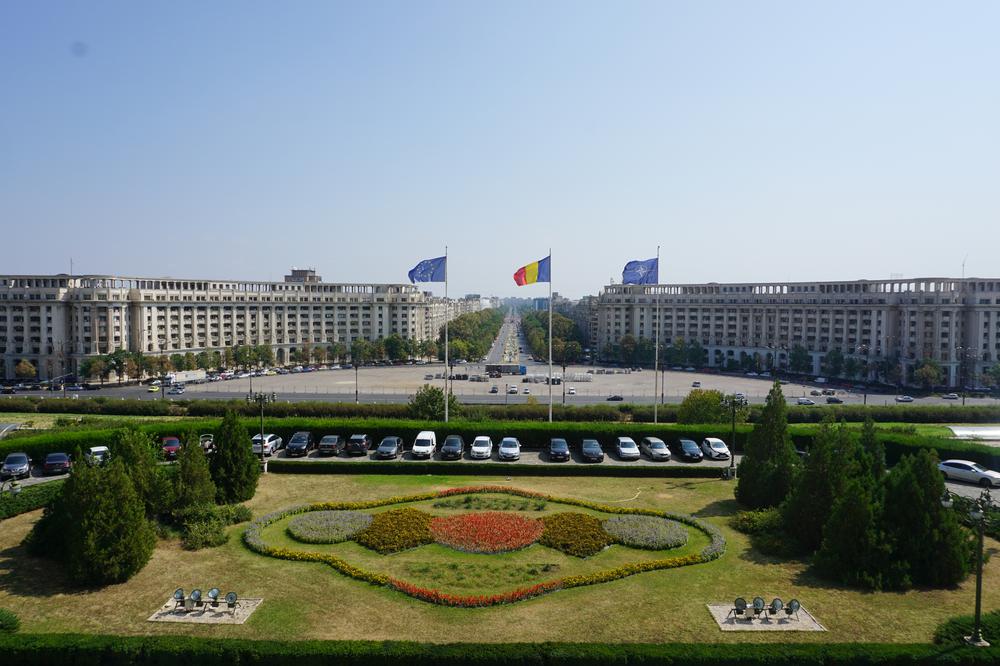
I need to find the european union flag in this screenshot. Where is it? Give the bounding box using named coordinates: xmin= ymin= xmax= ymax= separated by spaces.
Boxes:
xmin=408 ymin=256 xmax=447 ymax=283
xmin=622 ymin=257 xmax=658 ymax=285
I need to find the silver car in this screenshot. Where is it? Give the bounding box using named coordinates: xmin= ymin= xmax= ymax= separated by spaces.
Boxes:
xmin=939 ymin=459 xmax=1000 ymax=488
xmin=615 ymin=437 xmax=641 ymax=461
xmin=470 ymin=436 xmax=494 ymax=460
xmin=497 ymin=437 xmax=521 ymax=461
xmin=0 ymin=452 xmax=31 ymax=480
xmin=251 ymin=433 xmax=283 ymax=457
xmin=640 ymin=437 xmax=671 ymax=461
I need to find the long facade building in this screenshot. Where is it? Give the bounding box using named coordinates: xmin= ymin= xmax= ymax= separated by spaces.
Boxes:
xmin=0 ymin=269 xmax=480 ymax=380
xmin=595 ymin=277 xmax=1000 ymax=387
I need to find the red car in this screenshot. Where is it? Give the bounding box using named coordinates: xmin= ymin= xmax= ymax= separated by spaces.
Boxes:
xmin=161 ymin=436 xmax=181 ymax=460
xmin=43 ymin=452 xmax=72 ymax=475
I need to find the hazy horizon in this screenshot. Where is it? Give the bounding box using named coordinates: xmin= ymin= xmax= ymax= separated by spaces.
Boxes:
xmin=2 ymin=1 xmax=998 ymax=298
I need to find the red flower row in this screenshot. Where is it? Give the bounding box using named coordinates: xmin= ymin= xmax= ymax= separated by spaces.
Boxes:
xmin=388 ymin=577 xmax=561 ymax=607
xmin=430 ymin=512 xmax=544 ymax=554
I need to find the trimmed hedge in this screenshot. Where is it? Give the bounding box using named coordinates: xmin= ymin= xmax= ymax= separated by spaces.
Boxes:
xmin=0 ymin=634 xmax=999 ymax=664
xmin=0 ymin=480 xmax=64 ymax=520
xmin=0 ymin=608 xmax=18 ymax=633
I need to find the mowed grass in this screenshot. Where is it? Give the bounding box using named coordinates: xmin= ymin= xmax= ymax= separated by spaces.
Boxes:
xmin=0 ymin=472 xmax=997 ymax=644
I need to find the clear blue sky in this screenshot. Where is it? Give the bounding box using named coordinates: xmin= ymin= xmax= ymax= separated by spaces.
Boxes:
xmin=2 ymin=1 xmax=997 ymax=298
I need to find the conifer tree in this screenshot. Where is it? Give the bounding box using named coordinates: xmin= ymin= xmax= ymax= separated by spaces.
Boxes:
xmin=175 ymin=430 xmax=216 ymax=510
xmin=209 ymin=411 xmax=260 ymax=503
xmin=736 ymin=381 xmax=798 ymax=508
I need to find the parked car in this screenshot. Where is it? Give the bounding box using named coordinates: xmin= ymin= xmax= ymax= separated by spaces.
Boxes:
xmin=411 ymin=431 xmax=437 ymax=459
xmin=797 ymin=397 xmax=815 ymax=405
xmin=85 ymin=446 xmax=111 ymax=466
xmin=439 ymin=435 xmax=465 ymax=460
xmin=42 ymin=452 xmax=72 ymax=475
xmin=523 ymin=387 xmax=531 ymax=395
xmin=825 ymin=396 xmax=843 ymax=404
xmin=615 ymin=437 xmax=641 ymax=461
xmin=251 ymin=433 xmax=283 ymax=457
xmin=548 ymin=438 xmax=571 ymax=462
xmin=470 ymin=436 xmax=493 ymax=460
xmin=895 ymin=395 xmax=915 ymax=403
xmin=198 ymin=434 xmax=215 ymax=452
xmin=0 ymin=386 xmax=14 ymax=395
xmin=345 ymin=434 xmax=372 ymax=456
xmin=317 ymin=435 xmax=345 ymax=456
xmin=423 ymin=374 xmax=435 ymax=381
xmin=942 ymin=393 xmax=960 ymax=400
xmin=733 ymin=392 xmax=748 ymax=404
xmin=285 ymin=431 xmax=315 ymax=457
xmin=498 ymin=437 xmax=521 ymax=461
xmin=161 ymin=436 xmax=182 ymax=460
xmin=640 ymin=436 xmax=671 ymax=461
xmin=375 ymin=436 xmax=403 ymax=459
xmin=691 ymin=381 xmax=701 ymax=388
xmin=700 ymin=437 xmax=731 ymax=460
xmin=580 ymin=439 xmax=605 ymax=462
xmin=671 ymin=439 xmax=704 ymax=462
xmin=821 ymin=388 xmax=836 ymax=396
xmin=568 ymin=386 xmax=577 ymax=395
xmin=65 ymin=384 xmax=85 ymax=392
xmin=607 ymin=394 xmax=624 ymax=401
xmin=939 ymin=459 xmax=1000 ymax=487
xmin=1 ymin=452 xmax=31 ymax=480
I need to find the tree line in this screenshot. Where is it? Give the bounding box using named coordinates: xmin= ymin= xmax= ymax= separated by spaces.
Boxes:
xmin=520 ymin=310 xmax=584 ymax=371
xmin=435 ymin=309 xmax=504 ymax=364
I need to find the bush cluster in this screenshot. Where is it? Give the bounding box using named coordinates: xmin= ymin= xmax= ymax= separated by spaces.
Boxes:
xmin=0 ymin=480 xmax=64 ymax=521
xmin=539 ymin=512 xmax=613 ymax=557
xmin=602 ymin=515 xmax=688 ymax=550
xmin=354 ymin=508 xmax=433 ymax=554
xmin=286 ymin=511 xmax=372 ymax=544
xmin=730 ymin=508 xmax=784 ymax=535
xmin=0 ymin=608 xmax=19 ymax=633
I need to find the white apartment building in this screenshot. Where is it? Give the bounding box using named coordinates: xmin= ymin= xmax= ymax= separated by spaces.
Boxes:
xmin=0 ymin=269 xmax=479 ymax=380
xmin=595 ymin=277 xmax=1000 ymax=388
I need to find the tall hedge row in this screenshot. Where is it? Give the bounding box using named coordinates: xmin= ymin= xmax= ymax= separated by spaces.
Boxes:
xmin=0 ymin=634 xmax=997 ymax=665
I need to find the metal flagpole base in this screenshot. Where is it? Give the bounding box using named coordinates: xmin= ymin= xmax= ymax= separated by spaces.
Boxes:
xmin=964 ymin=635 xmax=990 ymax=648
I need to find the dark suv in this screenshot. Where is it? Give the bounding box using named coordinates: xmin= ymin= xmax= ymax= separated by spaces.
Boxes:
xmin=317 ymin=435 xmax=344 ymax=456
xmin=285 ymin=431 xmax=315 ymax=457
xmin=345 ymin=434 xmax=372 ymax=456
xmin=439 ymin=435 xmax=465 ymax=460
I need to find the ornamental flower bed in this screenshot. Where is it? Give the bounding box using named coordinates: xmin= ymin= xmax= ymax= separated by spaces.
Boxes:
xmin=286 ymin=511 xmax=373 ymax=544
xmin=430 ymin=512 xmax=544 ymax=554
xmin=539 ymin=513 xmax=614 ymax=557
xmin=602 ymin=515 xmax=688 ymax=550
xmin=355 ymin=508 xmax=433 ymax=554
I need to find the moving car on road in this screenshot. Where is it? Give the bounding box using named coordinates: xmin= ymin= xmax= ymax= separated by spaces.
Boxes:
xmin=640 ymin=437 xmax=670 ymax=461
xmin=345 ymin=434 xmax=372 ymax=456
xmin=671 ymin=439 xmax=704 ymax=462
xmin=317 ymin=435 xmax=345 ymax=456
xmin=825 ymin=396 xmax=843 ymax=404
xmin=470 ymin=436 xmax=493 ymax=460
xmin=939 ymin=459 xmax=1000 ymax=488
xmin=581 ymin=439 xmax=605 ymax=463
xmin=797 ymin=397 xmax=815 ymax=406
xmin=607 ymin=394 xmax=624 ymax=402
xmin=895 ymin=395 xmax=915 ymax=403
xmin=548 ymin=438 xmax=571 ymax=462
xmin=375 ymin=436 xmax=403 ymax=459
xmin=700 ymin=437 xmax=731 ymax=460
xmin=440 ymin=435 xmax=465 ymax=460
xmin=1 ymin=452 xmax=31 ymax=480
xmin=285 ymin=431 xmax=315 ymax=457
xmin=43 ymin=452 xmax=72 ymax=475
xmin=615 ymin=437 xmax=641 ymax=461
xmin=498 ymin=437 xmax=521 ymax=461
xmin=942 ymin=393 xmax=960 ymax=400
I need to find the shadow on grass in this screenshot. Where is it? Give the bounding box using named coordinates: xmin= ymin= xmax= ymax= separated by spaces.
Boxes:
xmin=0 ymin=542 xmax=76 ymax=598
xmin=693 ymin=497 xmax=740 ymax=518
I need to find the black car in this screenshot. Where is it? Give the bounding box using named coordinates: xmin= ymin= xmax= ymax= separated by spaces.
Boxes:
xmin=0 ymin=386 xmax=14 ymax=395
xmin=317 ymin=435 xmax=344 ymax=456
xmin=671 ymin=439 xmax=704 ymax=462
xmin=345 ymin=434 xmax=372 ymax=456
xmin=439 ymin=435 xmax=465 ymax=460
xmin=548 ymin=438 xmax=571 ymax=462
xmin=606 ymin=394 xmax=624 ymax=402
xmin=375 ymin=436 xmax=403 ymax=459
xmin=580 ymin=439 xmax=605 ymax=463
xmin=285 ymin=431 xmax=315 ymax=457
xmin=825 ymin=396 xmax=843 ymax=404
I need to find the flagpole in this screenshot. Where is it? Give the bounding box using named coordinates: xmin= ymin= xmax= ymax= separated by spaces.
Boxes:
xmin=653 ymin=245 xmax=661 ymax=424
xmin=444 ymin=246 xmax=449 ymax=423
xmin=548 ymin=248 xmax=553 ymax=423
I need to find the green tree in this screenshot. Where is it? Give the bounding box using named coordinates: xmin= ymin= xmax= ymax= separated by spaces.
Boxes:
xmin=789 ymin=344 xmax=812 ymax=374
xmin=815 ymin=475 xmax=892 ymax=590
xmin=913 ymin=358 xmax=944 ymax=389
xmin=383 ymin=334 xmax=407 ymax=361
xmin=448 ymin=339 xmax=471 ymax=363
xmin=736 ymin=381 xmax=798 ymax=509
xmin=209 ymin=411 xmax=260 ymax=504
xmin=821 ymin=349 xmax=845 ymax=378
xmin=987 ymin=363 xmax=1000 ymax=387
xmin=882 ymin=449 xmax=972 ymax=588
xmin=90 ymin=356 xmax=110 ymax=384
xmin=223 ymin=347 xmax=235 ymax=369
xmin=195 ymin=351 xmax=213 ymax=371
xmin=256 ymin=345 xmax=274 ymax=368
xmin=351 ymin=339 xmax=373 ymax=365
xmin=686 ymin=340 xmax=708 ymax=367
xmin=174 ymin=432 xmax=216 ymax=511
xmin=328 ymin=342 xmax=347 ymax=363
xmin=677 ymin=389 xmax=729 ymax=424
xmin=14 ymin=359 xmax=36 ymax=380
xmin=111 ymin=426 xmax=174 ymax=517
xmin=312 ymin=345 xmax=327 ymax=365
xmin=619 ymin=335 xmax=637 ymax=364
xmin=408 ymin=384 xmax=461 ymax=420
xmin=858 ymin=416 xmax=886 ymax=481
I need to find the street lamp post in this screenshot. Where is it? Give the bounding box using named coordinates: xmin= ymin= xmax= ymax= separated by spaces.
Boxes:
xmin=943 ymin=488 xmax=992 ymax=647
xmin=247 ymin=391 xmax=276 ymax=473
xmin=354 ymin=363 xmax=360 ymax=404
xmin=721 ymin=393 xmax=741 ymax=480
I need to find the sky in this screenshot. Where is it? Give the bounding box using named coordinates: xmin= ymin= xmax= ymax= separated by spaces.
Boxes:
xmin=1 ymin=1 xmax=998 ymax=298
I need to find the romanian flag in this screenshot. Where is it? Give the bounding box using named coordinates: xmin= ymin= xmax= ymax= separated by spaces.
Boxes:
xmin=513 ymin=255 xmax=551 ymax=286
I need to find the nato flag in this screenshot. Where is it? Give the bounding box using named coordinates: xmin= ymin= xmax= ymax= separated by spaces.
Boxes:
xmin=408 ymin=256 xmax=447 ymax=283
xmin=622 ymin=257 xmax=658 ymax=285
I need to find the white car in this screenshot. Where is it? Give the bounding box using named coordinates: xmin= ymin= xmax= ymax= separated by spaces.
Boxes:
xmin=497 ymin=437 xmax=521 ymax=461
xmin=85 ymin=445 xmax=111 ymax=465
xmin=895 ymin=395 xmax=915 ymax=403
xmin=470 ymin=436 xmax=493 ymax=460
xmin=615 ymin=437 xmax=641 ymax=461
xmin=523 ymin=387 xmax=531 ymax=395
xmin=939 ymin=459 xmax=1000 ymax=488
xmin=942 ymin=393 xmax=960 ymax=400
xmin=251 ymin=433 xmax=283 ymax=457
xmin=508 ymin=386 xmax=518 ymax=394
xmin=568 ymin=386 xmax=576 ymax=395
xmin=701 ymin=437 xmax=731 ymax=460
xmin=411 ymin=430 xmax=437 ymax=459
xmin=797 ymin=397 xmax=815 ymax=405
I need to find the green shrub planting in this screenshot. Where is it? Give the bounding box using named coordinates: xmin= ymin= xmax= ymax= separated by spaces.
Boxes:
xmin=354 ymin=508 xmax=433 ymax=554
xmin=0 ymin=608 xmax=19 ymax=633
xmin=0 ymin=480 xmax=64 ymax=521
xmin=539 ymin=512 xmax=613 ymax=557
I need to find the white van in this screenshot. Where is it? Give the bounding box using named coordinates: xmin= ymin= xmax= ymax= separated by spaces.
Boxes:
xmin=411 ymin=431 xmax=437 ymax=459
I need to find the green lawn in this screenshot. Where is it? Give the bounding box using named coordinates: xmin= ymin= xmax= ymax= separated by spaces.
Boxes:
xmin=0 ymin=472 xmax=996 ymax=644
